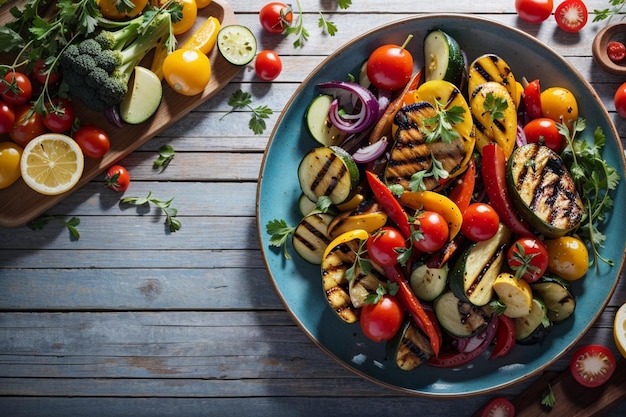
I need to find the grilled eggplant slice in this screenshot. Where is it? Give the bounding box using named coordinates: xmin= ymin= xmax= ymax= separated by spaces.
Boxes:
xmin=292 ymin=213 xmax=334 ymax=264
xmin=507 ymin=143 xmax=584 ymax=238
xmin=387 ymin=319 xmax=434 ymax=371
xmin=470 ymin=81 xmax=517 ymax=158
xmin=467 ymin=54 xmax=517 ymax=106
xmin=434 ymin=291 xmax=493 ymax=337
xmin=298 ymin=146 xmax=360 ymax=205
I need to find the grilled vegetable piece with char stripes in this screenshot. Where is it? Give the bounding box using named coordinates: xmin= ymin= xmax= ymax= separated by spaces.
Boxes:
xmin=387 ymin=318 xmax=435 ymax=371
xmin=327 ymin=200 xmax=388 ymax=238
xmin=507 ymin=143 xmax=583 ymax=238
xmin=470 ymin=81 xmax=517 ymax=158
xmin=298 ymin=146 xmax=360 ymax=205
xmin=531 ymin=275 xmax=576 ymax=322
xmin=467 ymin=53 xmax=517 ymax=106
xmin=434 ymin=290 xmax=493 ymax=337
xmin=292 ymin=213 xmax=334 ymax=264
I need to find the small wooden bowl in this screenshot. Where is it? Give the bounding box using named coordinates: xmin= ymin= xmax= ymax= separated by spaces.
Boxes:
xmin=592 ymin=22 xmax=626 ymax=75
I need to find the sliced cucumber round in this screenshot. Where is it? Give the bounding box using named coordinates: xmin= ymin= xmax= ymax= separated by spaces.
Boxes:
xmin=305 ymin=95 xmax=346 ymax=146
xmin=217 ymin=24 xmax=257 ymax=66
xmin=423 ymin=29 xmax=465 ymax=85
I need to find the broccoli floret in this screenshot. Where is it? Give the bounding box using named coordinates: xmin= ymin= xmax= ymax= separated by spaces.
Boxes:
xmin=60 ymin=7 xmax=176 ymax=113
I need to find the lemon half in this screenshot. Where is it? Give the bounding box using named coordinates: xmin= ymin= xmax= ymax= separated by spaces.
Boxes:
xmin=20 ymin=133 xmax=84 ymax=195
xmin=614 ymin=303 xmax=626 ymax=359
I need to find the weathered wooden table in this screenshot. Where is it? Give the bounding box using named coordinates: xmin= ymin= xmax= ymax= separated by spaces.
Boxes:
xmin=1 ymin=1 xmax=625 ymax=416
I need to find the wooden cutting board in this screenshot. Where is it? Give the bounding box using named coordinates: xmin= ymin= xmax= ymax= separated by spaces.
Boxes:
xmin=472 ymin=358 xmax=626 ymax=417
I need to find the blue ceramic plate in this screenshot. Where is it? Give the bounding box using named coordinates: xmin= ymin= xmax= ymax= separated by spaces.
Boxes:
xmin=256 ymin=14 xmax=626 ymax=396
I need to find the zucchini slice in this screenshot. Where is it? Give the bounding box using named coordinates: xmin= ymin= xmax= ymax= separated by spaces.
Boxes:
xmin=423 ymin=29 xmax=465 ymax=86
xmin=305 ymin=95 xmax=347 ymax=146
xmin=449 ymin=223 xmax=512 ymax=306
xmin=216 ymin=24 xmax=257 ymax=66
xmin=292 ymin=213 xmax=334 ymax=264
xmin=531 ymin=275 xmax=576 ymax=322
xmin=513 ymin=297 xmax=552 ymax=345
xmin=410 ymin=263 xmax=448 ymax=301
xmin=492 ymin=272 xmax=533 ymax=318
xmin=434 ymin=291 xmax=493 ymax=337
xmin=386 ymin=319 xmax=434 ymax=371
xmin=298 ymin=146 xmax=360 ymax=205
xmin=507 ymin=143 xmax=584 ymax=238
xmin=321 ymin=237 xmax=361 ymax=324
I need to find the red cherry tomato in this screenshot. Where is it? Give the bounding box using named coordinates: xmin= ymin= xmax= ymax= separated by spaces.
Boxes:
xmin=607 ymin=41 xmax=626 ymax=63
xmin=366 ymin=37 xmax=414 ymax=91
xmin=507 ymin=237 xmax=549 ymax=283
xmin=104 ymin=164 xmax=131 ymax=192
xmin=412 ymin=211 xmax=449 ymax=253
xmin=515 ymin=0 xmax=554 ymax=24
xmin=255 ymin=50 xmax=282 ymax=81
xmin=366 ymin=226 xmax=407 ymax=267
xmin=554 ymin=0 xmax=588 ymax=33
xmin=0 ymin=100 xmax=15 ymax=135
xmin=73 ymin=125 xmax=110 ymax=159
xmin=480 ymin=397 xmax=516 ymax=417
xmin=569 ymin=344 xmax=616 ymax=388
xmin=490 ymin=315 xmax=516 ymax=359
xmin=615 ymin=82 xmax=626 ymax=118
xmin=42 ymin=98 xmax=76 ymax=133
xmin=9 ymin=104 xmax=46 ymax=147
xmin=33 ymin=59 xmax=62 ymax=86
xmin=523 ymin=78 xmax=542 ymax=120
xmin=1 ymin=71 xmax=32 ymax=106
xmin=359 ymin=294 xmax=404 ymax=342
xmin=523 ymin=117 xmax=566 ymax=153
xmin=461 ymin=203 xmax=500 ymax=242
xmin=259 ymin=2 xmax=293 ymax=34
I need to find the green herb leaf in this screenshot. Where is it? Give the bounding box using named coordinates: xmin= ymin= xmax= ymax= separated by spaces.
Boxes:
xmin=422 ymin=100 xmax=465 ymax=144
xmin=541 ymin=383 xmax=555 ymax=408
xmin=318 ymin=14 xmax=338 ymax=36
xmin=121 ymin=192 xmax=181 ymax=232
xmin=266 ymin=218 xmax=296 ymax=259
xmin=153 ymin=144 xmax=175 ymax=172
xmin=27 ymin=214 xmax=81 ymax=240
xmin=483 ymin=92 xmax=509 ymax=121
xmin=222 ymin=89 xmax=273 ymax=135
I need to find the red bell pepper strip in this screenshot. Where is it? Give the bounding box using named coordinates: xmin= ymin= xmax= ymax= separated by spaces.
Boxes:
xmin=448 ymin=157 xmax=476 ymax=214
xmin=366 ymin=171 xmax=412 ymax=239
xmin=523 ymin=79 xmax=542 ymax=120
xmin=383 ymin=264 xmax=441 ymax=357
xmin=481 ymin=143 xmax=534 ymax=237
xmin=490 ymin=314 xmax=515 ymax=359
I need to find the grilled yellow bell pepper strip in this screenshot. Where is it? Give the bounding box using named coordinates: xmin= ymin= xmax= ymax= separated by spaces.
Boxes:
xmin=398 ymin=190 xmax=463 ymax=240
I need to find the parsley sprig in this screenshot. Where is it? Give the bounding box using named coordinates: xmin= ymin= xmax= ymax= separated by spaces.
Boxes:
xmin=286 ymin=0 xmax=352 ymax=48
xmin=593 ymin=0 xmax=626 ymax=23
xmin=121 ymin=192 xmax=181 ymax=232
xmin=27 ymin=214 xmax=81 ymax=240
xmin=559 ymin=118 xmax=620 ymax=266
xmin=483 ymin=92 xmax=509 ymax=121
xmin=222 ymin=89 xmax=273 ymax=135
xmin=422 ymin=99 xmax=466 ymax=143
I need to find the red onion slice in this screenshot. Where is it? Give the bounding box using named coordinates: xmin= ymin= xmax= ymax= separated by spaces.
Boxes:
xmin=317 ymin=81 xmax=380 ymax=134
xmin=352 ymin=136 xmax=388 ymax=163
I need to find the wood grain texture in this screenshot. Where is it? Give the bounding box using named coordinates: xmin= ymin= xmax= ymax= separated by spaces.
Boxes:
xmin=0 ymin=1 xmax=625 ymax=416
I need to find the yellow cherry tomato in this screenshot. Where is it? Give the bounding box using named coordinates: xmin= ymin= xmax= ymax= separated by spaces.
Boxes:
xmin=195 ymin=0 xmax=211 ymax=8
xmin=544 ymin=236 xmax=589 ymax=280
xmin=540 ymin=86 xmax=579 ymax=129
xmin=0 ymin=141 xmax=23 ymax=189
xmin=97 ymin=0 xmax=148 ymax=20
xmin=172 ymin=0 xmax=198 ymax=35
xmin=162 ymin=48 xmax=211 ymax=96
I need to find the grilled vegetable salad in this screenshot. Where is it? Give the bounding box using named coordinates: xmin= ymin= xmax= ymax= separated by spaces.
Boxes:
xmin=266 ymin=29 xmax=620 ymax=371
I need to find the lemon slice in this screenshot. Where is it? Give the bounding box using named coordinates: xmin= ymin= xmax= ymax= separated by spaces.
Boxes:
xmin=20 ymin=133 xmax=84 ymax=195
xmin=614 ymin=303 xmax=626 ymax=359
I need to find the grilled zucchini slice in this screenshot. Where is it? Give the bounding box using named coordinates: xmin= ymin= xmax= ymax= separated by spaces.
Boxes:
xmin=467 ymin=54 xmax=517 ymax=105
xmin=423 ymin=29 xmax=465 ymax=86
xmin=434 ymin=291 xmax=493 ymax=337
xmin=292 ymin=213 xmax=334 ymax=264
xmin=298 ymin=146 xmax=359 ymax=205
xmin=507 ymin=143 xmax=584 ymax=238
xmin=386 ymin=319 xmax=434 ymax=371
xmin=513 ymin=297 xmax=552 ymax=345
xmin=492 ymin=272 xmax=533 ymax=318
xmin=410 ymin=263 xmax=448 ymax=301
xmin=531 ymin=275 xmax=576 ymax=322
xmin=305 ymin=95 xmax=347 ymax=146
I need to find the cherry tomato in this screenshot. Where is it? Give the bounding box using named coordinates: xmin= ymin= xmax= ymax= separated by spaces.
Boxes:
xmin=480 ymin=397 xmax=516 ymax=417
xmin=461 ymin=203 xmax=500 ymax=242
xmin=540 ymin=86 xmax=578 ymax=129
xmin=614 ymin=82 xmax=626 ymax=118
xmin=523 ymin=117 xmax=566 ymax=153
xmin=523 ymin=78 xmax=542 ymax=120
xmin=73 ymin=125 xmax=110 ymax=159
xmin=259 ymin=2 xmax=293 ymax=34
xmin=104 ymin=164 xmax=131 ymax=192
xmin=163 ymin=48 xmax=212 ymax=96
xmin=544 ymin=236 xmax=588 ymax=280
xmin=33 ymin=59 xmax=62 ymax=86
xmin=359 ymin=294 xmax=404 ymax=342
xmin=255 ymin=50 xmax=282 ymax=81
xmin=0 ymin=141 xmax=23 ymax=189
xmin=412 ymin=211 xmax=449 ymax=253
xmin=100 ymin=0 xmax=148 ymax=19
xmin=507 ymin=237 xmax=549 ymax=283
xmin=569 ymin=344 xmax=616 ymax=388
xmin=171 ymin=0 xmax=197 ymax=35
xmin=0 ymin=100 xmax=15 ymax=135
xmin=1 ymin=71 xmax=32 ymax=106
xmin=554 ymin=0 xmax=588 ymax=33
xmin=607 ymin=41 xmax=626 ymax=63
xmin=490 ymin=315 xmax=516 ymax=359
xmin=366 ymin=36 xmax=414 ymax=91
xmin=515 ymin=0 xmax=554 ymax=24
xmin=9 ymin=105 xmax=46 ymax=147
xmin=42 ymin=98 xmax=76 ymax=133
xmin=366 ymin=226 xmax=407 ymax=267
